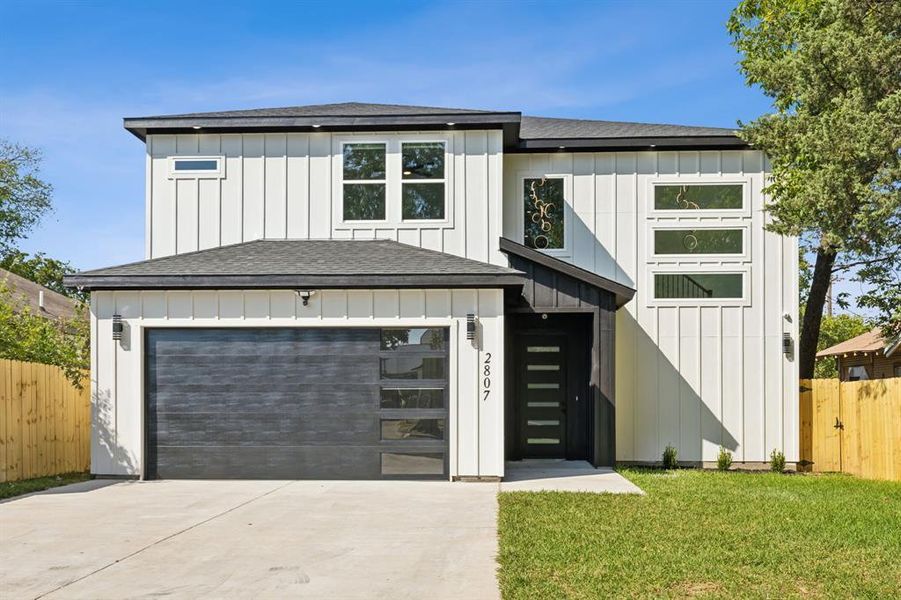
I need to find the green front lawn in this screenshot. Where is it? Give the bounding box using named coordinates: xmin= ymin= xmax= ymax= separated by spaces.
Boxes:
xmin=498 ymin=470 xmax=901 ymax=599
xmin=0 ymin=472 xmax=90 ymax=500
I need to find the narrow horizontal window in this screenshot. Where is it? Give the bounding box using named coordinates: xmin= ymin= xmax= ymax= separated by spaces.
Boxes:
xmin=402 ymin=142 xmax=445 ymax=220
xmin=654 ymin=273 xmax=743 ymax=299
xmin=380 ymin=357 xmax=446 ymax=380
xmin=527 ymin=438 xmax=559 ymax=445
xmin=380 ymin=328 xmax=447 ymax=351
xmin=527 ymin=401 xmax=559 ymax=407
xmin=527 ymin=346 xmax=560 ymax=353
xmin=381 ymin=418 xmax=445 ymax=441
xmin=173 ymin=159 xmax=219 ymax=171
xmin=654 ymin=184 xmax=742 ymax=210
xmin=343 ymin=143 xmax=386 ymax=221
xmin=527 ymin=364 xmax=560 ymax=371
xmin=524 ymin=177 xmax=565 ymax=249
xmin=381 ymin=452 xmax=444 ymax=475
xmin=527 ymin=383 xmax=559 ymax=389
xmin=527 ymin=420 xmax=560 ymax=426
xmin=654 ymin=229 xmax=743 ymax=254
xmin=380 ymin=388 xmax=445 ymax=409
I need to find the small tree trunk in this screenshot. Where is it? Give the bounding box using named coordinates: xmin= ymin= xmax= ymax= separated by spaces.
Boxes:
xmin=799 ymin=247 xmax=837 ymax=379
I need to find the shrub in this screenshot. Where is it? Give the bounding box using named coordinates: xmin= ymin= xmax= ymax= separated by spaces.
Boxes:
xmin=770 ymin=449 xmax=786 ymax=473
xmin=662 ymin=445 xmax=678 ymax=470
xmin=717 ymin=447 xmax=733 ymax=471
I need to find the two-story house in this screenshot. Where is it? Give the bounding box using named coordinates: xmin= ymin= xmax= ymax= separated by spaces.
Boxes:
xmin=66 ymin=102 xmax=799 ymax=480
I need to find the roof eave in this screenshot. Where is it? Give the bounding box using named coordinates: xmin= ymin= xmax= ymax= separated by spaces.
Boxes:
xmin=512 ymin=135 xmax=748 ymax=153
xmin=498 ymin=237 xmax=636 ymax=308
xmin=63 ymin=273 xmax=525 ymax=291
xmin=124 ymin=113 xmax=523 ymax=142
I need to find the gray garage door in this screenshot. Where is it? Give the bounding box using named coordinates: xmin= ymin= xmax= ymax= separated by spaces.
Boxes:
xmin=145 ymin=327 xmax=448 ymax=479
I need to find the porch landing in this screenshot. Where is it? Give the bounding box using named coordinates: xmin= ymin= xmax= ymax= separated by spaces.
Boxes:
xmin=501 ymin=460 xmax=644 ymax=494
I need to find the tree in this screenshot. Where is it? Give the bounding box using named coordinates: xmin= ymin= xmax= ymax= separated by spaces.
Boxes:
xmin=0 ymin=250 xmax=86 ymax=302
xmin=728 ymin=0 xmax=901 ymax=378
xmin=0 ymin=282 xmax=88 ymax=387
xmin=0 ymin=139 xmax=53 ymax=254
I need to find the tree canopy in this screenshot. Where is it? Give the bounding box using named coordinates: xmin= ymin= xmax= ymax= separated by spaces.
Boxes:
xmin=729 ymin=0 xmax=901 ymax=377
xmin=0 ymin=139 xmax=53 ymax=255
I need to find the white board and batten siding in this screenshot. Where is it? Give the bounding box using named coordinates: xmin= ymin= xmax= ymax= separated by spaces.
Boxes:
xmin=146 ymin=131 xmax=506 ymax=267
xmin=504 ymin=150 xmax=799 ymax=464
xmin=90 ymin=288 xmax=504 ymax=479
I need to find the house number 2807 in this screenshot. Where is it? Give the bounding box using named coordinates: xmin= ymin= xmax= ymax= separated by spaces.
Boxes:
xmin=482 ymin=352 xmax=492 ymax=401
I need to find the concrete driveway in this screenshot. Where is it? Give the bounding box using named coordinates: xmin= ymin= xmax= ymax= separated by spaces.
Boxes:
xmin=0 ymin=479 xmax=499 ymax=599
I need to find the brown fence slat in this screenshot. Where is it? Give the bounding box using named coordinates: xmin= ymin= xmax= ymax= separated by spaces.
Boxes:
xmin=801 ymin=377 xmax=901 ymax=482
xmin=0 ymin=359 xmax=90 ymax=483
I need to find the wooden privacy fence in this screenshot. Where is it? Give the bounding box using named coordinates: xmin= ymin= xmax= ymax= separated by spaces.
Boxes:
xmin=0 ymin=359 xmax=90 ymax=482
xmin=800 ymin=377 xmax=901 ymax=481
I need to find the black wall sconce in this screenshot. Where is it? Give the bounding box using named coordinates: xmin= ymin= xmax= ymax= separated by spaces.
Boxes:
xmin=112 ymin=314 xmax=123 ymax=341
xmin=782 ymin=332 xmax=793 ymax=357
xmin=466 ymin=313 xmax=477 ymax=341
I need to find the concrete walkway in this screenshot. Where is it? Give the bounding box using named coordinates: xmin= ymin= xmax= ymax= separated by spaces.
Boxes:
xmin=501 ymin=460 xmax=645 ymax=494
xmin=0 ymin=479 xmax=499 ymax=599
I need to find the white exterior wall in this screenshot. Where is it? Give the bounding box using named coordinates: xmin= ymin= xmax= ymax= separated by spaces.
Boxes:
xmin=503 ymin=150 xmax=799 ymax=463
xmin=90 ymin=288 xmax=505 ymax=479
xmin=146 ymin=131 xmax=505 ymax=266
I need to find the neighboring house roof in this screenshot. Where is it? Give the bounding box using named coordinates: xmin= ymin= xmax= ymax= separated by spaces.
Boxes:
xmin=64 ymin=239 xmax=524 ymax=290
xmin=0 ymin=268 xmax=82 ymax=321
xmin=498 ymin=237 xmax=636 ymax=308
xmin=124 ymin=101 xmax=746 ymax=151
xmin=816 ymin=328 xmax=899 ymax=358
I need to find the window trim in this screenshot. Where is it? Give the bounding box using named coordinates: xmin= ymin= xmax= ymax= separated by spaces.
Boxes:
xmin=648 ymin=179 xmax=750 ymax=218
xmin=340 ymin=141 xmax=389 ymax=223
xmin=518 ymin=172 xmax=573 ymax=258
xmin=649 ymin=224 xmax=750 ymax=261
xmin=333 ymin=135 xmax=454 ymax=229
xmin=400 ymin=140 xmax=448 ymax=223
xmin=167 ymin=155 xmax=225 ymax=179
xmin=647 ymin=268 xmax=750 ymax=307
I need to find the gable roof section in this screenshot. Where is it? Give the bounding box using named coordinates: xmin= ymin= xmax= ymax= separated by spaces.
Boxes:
xmin=816 ymin=328 xmax=899 ymax=358
xmin=498 ymin=237 xmax=635 ymax=308
xmin=63 ymin=239 xmax=524 ymax=290
xmin=1 ymin=268 xmax=83 ymax=321
xmin=124 ymin=101 xmax=746 ymax=151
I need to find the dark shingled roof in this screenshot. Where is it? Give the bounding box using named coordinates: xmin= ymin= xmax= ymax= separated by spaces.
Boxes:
xmin=124 ymin=101 xmax=745 ymax=150
xmin=145 ymin=102 xmax=507 ymax=120
xmin=519 ymin=116 xmax=735 ymax=139
xmin=64 ymin=239 xmax=524 ymax=290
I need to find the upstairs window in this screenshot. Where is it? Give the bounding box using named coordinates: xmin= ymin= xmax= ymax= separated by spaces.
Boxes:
xmin=654 ymin=184 xmax=742 ymax=210
xmin=402 ymin=142 xmax=446 ymax=220
xmin=343 ymin=143 xmax=387 ymax=221
xmin=168 ymin=156 xmax=224 ymax=179
xmin=524 ymin=177 xmax=565 ymax=250
xmin=654 ymin=229 xmax=744 ymax=255
xmin=654 ymin=273 xmax=743 ymax=299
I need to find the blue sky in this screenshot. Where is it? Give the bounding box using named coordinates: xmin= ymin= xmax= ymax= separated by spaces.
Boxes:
xmin=12 ymin=0 xmax=861 ymax=306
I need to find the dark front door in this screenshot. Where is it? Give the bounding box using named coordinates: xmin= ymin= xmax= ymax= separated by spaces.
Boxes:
xmin=511 ymin=314 xmax=591 ymax=461
xmin=516 ymin=332 xmax=569 ymax=458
